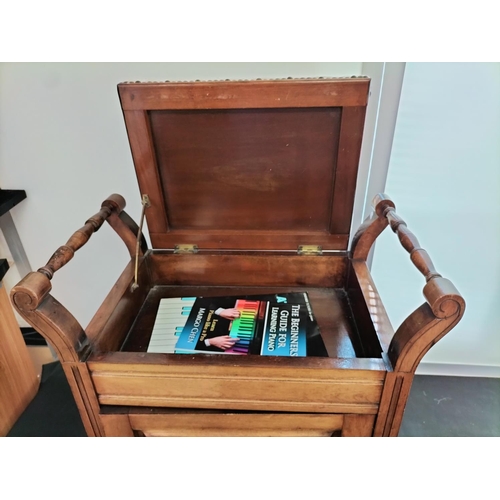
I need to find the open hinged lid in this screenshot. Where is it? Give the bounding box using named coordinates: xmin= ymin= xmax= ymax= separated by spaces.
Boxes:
xmin=118 ymin=78 xmax=370 ymax=251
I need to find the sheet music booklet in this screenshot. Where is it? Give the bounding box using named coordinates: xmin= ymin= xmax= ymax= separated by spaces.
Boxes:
xmin=148 ymin=292 xmax=328 ymax=357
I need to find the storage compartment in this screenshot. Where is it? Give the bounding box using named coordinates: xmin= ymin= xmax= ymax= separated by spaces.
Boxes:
xmin=121 ymin=284 xmax=369 ymax=358
xmin=118 ymin=256 xmax=383 ymax=359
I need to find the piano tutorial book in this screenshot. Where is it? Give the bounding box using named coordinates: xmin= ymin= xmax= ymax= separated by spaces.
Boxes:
xmin=147 ymin=292 xmax=328 ymax=357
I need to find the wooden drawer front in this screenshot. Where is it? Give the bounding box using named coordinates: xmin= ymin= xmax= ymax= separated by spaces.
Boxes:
xmin=129 ymin=412 xmax=345 ymax=437
xmin=89 ymin=364 xmax=384 ymax=414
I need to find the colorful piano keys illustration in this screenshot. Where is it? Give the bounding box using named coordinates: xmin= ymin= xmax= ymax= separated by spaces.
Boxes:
xmin=147 ymin=297 xmax=196 ymax=353
xmin=226 ymin=299 xmax=261 ymax=354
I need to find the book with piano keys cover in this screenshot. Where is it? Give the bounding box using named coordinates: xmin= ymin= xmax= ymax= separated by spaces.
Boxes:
xmin=148 ymin=292 xmax=328 ymax=357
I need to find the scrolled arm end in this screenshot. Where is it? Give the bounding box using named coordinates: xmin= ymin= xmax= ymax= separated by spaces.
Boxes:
xmin=389 ymin=277 xmax=466 ymax=373
xmin=11 ymin=272 xmax=52 ymax=312
xmin=423 ymin=277 xmax=465 ymax=319
xmin=101 ymin=194 xmax=126 ymax=214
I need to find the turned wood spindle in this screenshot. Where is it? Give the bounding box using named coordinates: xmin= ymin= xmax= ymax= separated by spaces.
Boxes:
xmin=37 ymin=196 xmax=124 ymax=280
xmin=383 ymin=206 xmax=441 ymax=283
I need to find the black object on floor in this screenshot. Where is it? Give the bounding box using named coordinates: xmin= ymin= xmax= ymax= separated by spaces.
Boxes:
xmin=7 ymin=361 xmax=86 ymax=437
xmin=0 ymin=258 xmax=9 ymax=281
xmin=20 ymin=327 xmax=48 ymax=346
xmin=7 ymin=361 xmax=500 ymax=437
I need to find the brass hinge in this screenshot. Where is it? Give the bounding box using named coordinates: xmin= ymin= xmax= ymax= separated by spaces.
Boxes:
xmin=297 ymin=245 xmax=323 ymax=256
xmin=174 ymin=244 xmax=199 ymax=254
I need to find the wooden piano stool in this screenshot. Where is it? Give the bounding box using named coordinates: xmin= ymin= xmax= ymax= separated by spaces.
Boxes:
xmin=11 ymin=78 xmax=465 ymax=437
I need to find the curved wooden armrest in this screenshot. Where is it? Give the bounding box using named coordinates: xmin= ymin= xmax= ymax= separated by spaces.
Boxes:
xmin=351 ymin=194 xmax=394 ymax=261
xmin=380 ymin=197 xmax=441 ymax=283
xmin=37 ymin=194 xmax=133 ymax=280
xmin=387 ymin=277 xmax=465 ymax=372
xmin=11 ymin=272 xmax=89 ymax=362
xmin=351 ymin=194 xmax=466 ymax=372
xmin=10 ymin=194 xmax=147 ymax=362
xmin=353 ymin=193 xmax=441 ymax=282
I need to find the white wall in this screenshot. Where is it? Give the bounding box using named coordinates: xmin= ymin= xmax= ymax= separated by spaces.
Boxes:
xmin=371 ymin=63 xmax=500 ymax=375
xmin=351 ymin=62 xmax=405 ymax=238
xmin=0 ymin=62 xmax=362 ymax=328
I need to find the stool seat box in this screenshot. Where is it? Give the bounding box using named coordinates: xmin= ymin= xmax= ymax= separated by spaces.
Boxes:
xmin=11 ymin=78 xmax=465 ymax=436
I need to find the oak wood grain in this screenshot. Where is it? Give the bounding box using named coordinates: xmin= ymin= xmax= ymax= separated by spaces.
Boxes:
xmin=91 ymin=375 xmax=383 ymax=414
xmin=100 ymin=413 xmax=134 ymax=437
xmin=106 ymin=210 xmax=148 ymax=258
xmin=87 ymin=352 xmax=385 ymax=414
xmin=0 ymin=284 xmax=39 ymax=436
xmin=11 ymin=272 xmax=88 ymax=362
xmin=341 ymin=414 xmax=376 ymax=437
xmin=61 ymin=362 xmax=104 ymax=436
xmin=121 ymin=110 xmax=169 ymax=235
xmin=128 ymin=412 xmax=344 ymax=437
xmin=149 ymin=232 xmax=349 ymax=251
xmin=149 ymin=252 xmax=347 ymax=288
xmin=388 ymin=299 xmax=465 ymax=373
xmin=350 ymin=260 xmax=395 ymax=356
xmin=150 ymin=108 xmax=341 ymax=232
xmin=119 ymin=79 xmax=369 ymax=251
xmin=118 ymin=78 xmax=370 ymax=110
xmin=330 ymin=106 xmax=367 ymax=235
xmin=86 ymin=258 xmax=151 ymax=353
xmin=89 ymin=349 xmax=387 ymax=372
xmin=373 ymin=372 xmax=414 ymax=437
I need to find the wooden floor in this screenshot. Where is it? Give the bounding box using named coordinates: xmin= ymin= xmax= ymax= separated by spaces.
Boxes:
xmin=120 ymin=285 xmax=372 ymax=358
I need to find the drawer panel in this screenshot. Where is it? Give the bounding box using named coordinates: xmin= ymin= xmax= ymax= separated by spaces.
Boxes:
xmin=90 ymin=363 xmax=384 ymax=414
xmin=128 ymin=411 xmax=345 ymax=437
